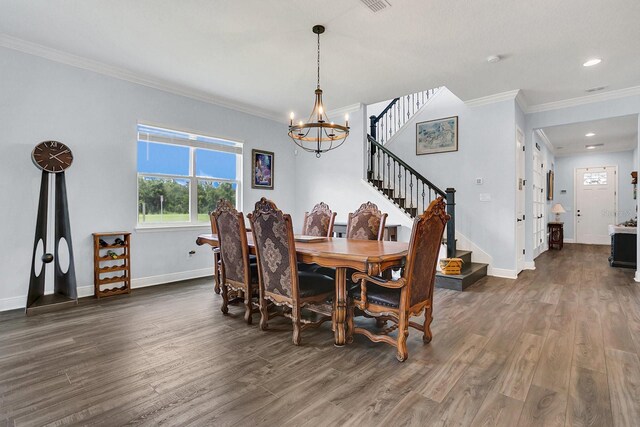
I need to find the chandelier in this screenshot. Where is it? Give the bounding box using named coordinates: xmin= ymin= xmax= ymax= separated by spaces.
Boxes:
xmin=288 ymin=25 xmax=349 ymax=158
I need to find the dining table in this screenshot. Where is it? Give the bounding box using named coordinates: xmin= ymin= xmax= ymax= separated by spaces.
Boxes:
xmin=196 ymin=233 xmax=408 ymax=346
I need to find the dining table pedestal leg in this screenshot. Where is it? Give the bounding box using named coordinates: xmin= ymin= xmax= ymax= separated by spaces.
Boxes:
xmin=334 ymin=267 xmax=347 ymax=346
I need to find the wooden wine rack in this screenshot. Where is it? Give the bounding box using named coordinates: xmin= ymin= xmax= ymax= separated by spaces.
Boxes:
xmin=92 ymin=232 xmax=131 ymax=298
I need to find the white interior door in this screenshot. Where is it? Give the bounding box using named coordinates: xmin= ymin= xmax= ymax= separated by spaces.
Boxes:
xmin=575 ymin=166 xmax=617 ymax=245
xmin=516 ymin=127 xmax=525 ymax=272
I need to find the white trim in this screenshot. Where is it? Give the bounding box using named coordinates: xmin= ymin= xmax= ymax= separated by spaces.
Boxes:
xmin=564 ymin=238 xmax=575 ymax=243
xmin=487 ymin=267 xmax=518 ymax=279
xmin=464 ymin=90 xmax=521 ymax=107
xmin=635 ymin=271 xmax=640 ymax=282
xmin=0 ymin=34 xmax=282 ymax=122
xmin=535 ymin=129 xmax=555 ymax=155
xmin=523 ymin=261 xmax=536 ymax=270
xmin=131 ymin=268 xmax=212 ymax=289
xmin=515 ymin=91 xmax=529 ymax=112
xmin=0 ymin=268 xmax=213 ymax=312
xmin=527 ymin=86 xmax=640 ymax=113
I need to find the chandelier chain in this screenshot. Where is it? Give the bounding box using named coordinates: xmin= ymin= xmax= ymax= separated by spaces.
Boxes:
xmin=317 ymin=32 xmax=321 ymax=89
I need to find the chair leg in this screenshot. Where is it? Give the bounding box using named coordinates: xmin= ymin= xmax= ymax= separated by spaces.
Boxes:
xmin=220 ymin=283 xmax=229 ymax=315
xmin=423 ymin=306 xmax=433 ymax=343
xmin=259 ymin=297 xmax=269 ymax=330
xmin=396 ymin=311 xmax=409 ymax=362
xmin=213 ymin=253 xmax=221 ymax=294
xmin=243 ymin=287 xmax=253 ymax=325
xmin=292 ymin=306 xmax=302 ymax=345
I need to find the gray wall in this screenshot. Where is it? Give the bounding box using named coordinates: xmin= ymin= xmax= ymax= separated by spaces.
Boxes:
xmin=555 ymin=150 xmax=635 ymax=240
xmin=0 ymin=47 xmax=296 ymax=310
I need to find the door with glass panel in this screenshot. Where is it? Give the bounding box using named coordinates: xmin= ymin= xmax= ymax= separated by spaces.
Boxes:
xmin=532 ymin=151 xmax=545 ymax=254
xmin=575 ymin=166 xmax=617 ymax=245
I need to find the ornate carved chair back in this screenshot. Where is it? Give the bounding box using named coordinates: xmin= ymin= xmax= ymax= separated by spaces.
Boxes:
xmin=212 ymin=199 xmax=251 ymax=286
xmin=248 ymin=197 xmax=298 ymax=301
xmin=346 ymin=201 xmax=388 ymax=240
xmin=302 ymin=202 xmax=337 ymax=237
xmin=403 ymin=198 xmax=450 ymax=308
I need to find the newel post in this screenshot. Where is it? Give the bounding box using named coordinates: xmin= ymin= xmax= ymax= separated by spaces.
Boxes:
xmin=445 ymin=188 xmax=456 ymax=258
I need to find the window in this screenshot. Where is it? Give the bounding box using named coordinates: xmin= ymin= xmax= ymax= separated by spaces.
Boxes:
xmin=137 ymin=124 xmax=242 ymax=226
xmin=583 ymin=172 xmax=607 ymax=186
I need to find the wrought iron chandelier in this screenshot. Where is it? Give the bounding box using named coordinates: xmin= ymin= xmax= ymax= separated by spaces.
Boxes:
xmin=288 ymin=25 xmax=349 ymax=158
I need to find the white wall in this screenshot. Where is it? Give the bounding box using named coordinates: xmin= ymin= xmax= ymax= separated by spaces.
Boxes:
xmin=381 ymin=88 xmax=518 ymax=274
xmin=0 ymin=47 xmax=296 ymax=311
xmin=555 ymin=150 xmax=635 ymax=240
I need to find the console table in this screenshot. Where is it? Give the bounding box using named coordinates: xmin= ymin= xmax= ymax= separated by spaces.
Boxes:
xmin=332 ymin=222 xmax=399 ymax=241
xmin=608 ymin=225 xmax=637 ymax=268
xmin=548 ymin=222 xmax=564 ymax=250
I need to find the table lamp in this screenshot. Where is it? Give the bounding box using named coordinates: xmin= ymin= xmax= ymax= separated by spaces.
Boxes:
xmin=551 ymin=203 xmax=566 ymax=222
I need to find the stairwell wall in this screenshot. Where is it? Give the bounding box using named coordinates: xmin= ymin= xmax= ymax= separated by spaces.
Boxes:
xmin=382 ymin=88 xmax=518 ymax=275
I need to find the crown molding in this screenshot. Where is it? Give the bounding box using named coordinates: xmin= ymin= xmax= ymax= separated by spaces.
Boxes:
xmin=328 ymin=103 xmax=363 ymax=118
xmin=535 ymin=129 xmax=555 ymax=155
xmin=464 ymin=89 xmax=521 ymax=108
xmin=0 ymin=34 xmax=283 ymax=122
xmin=526 ymin=86 xmax=640 ymax=114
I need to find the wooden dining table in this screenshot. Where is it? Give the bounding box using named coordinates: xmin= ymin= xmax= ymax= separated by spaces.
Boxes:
xmin=196 ymin=233 xmax=408 ymax=346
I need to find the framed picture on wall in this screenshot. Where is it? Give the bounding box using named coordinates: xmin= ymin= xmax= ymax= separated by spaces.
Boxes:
xmin=547 ymin=170 xmax=554 ymax=200
xmin=252 ymin=149 xmax=274 ymax=189
xmin=416 ymin=116 xmax=458 ymax=155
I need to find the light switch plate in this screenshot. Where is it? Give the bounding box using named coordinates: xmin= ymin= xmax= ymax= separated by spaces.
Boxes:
xmin=476 ymin=178 xmax=483 ymax=185
xmin=479 ymin=193 xmax=491 ymax=202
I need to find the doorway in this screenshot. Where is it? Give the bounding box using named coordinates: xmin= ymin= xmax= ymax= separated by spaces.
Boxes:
xmin=575 ymin=166 xmax=617 ymax=245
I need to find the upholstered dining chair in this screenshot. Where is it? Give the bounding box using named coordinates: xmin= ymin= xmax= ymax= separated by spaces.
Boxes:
xmin=248 ymin=197 xmax=334 ymax=345
xmin=302 ymin=202 xmax=337 ymax=237
xmin=212 ymin=199 xmax=259 ymax=324
xmin=349 ymin=197 xmax=450 ymax=362
xmin=346 ymin=201 xmax=388 ymax=241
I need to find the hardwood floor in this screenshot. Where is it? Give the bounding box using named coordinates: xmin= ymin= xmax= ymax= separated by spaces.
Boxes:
xmin=1 ymin=244 xmax=638 ymax=426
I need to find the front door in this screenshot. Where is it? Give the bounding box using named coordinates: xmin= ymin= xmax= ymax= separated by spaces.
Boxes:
xmin=575 ymin=166 xmax=617 ymax=245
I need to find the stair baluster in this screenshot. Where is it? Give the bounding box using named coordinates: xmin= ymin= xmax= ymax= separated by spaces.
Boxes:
xmin=365 ymin=135 xmax=456 ymax=258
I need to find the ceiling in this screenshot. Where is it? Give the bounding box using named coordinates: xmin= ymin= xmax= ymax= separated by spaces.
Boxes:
xmin=1 ymin=0 xmax=639 ymax=119
xmin=540 ymin=115 xmax=638 ymax=156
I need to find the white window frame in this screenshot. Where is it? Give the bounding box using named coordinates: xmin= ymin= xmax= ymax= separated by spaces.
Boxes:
xmin=136 ymin=124 xmax=243 ymax=228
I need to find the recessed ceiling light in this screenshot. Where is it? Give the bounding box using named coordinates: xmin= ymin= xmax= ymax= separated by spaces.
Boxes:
xmin=585 ymin=132 xmax=595 ymax=137
xmin=583 ymin=58 xmax=602 ymax=67
xmin=586 ymin=143 xmax=604 ymax=149
xmin=487 ymin=55 xmax=501 ymax=63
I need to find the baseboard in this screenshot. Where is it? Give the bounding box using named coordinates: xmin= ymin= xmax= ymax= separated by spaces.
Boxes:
xmin=564 ymin=238 xmax=575 ymax=243
xmin=523 ymin=261 xmax=536 ymax=270
xmin=635 ymin=271 xmax=640 ymax=283
xmin=487 ymin=267 xmax=518 ymax=279
xmin=131 ymin=268 xmax=212 ymax=288
xmin=0 ymin=268 xmax=213 ymax=312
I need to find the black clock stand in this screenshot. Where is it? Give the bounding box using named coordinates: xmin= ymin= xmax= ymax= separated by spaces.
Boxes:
xmin=26 ymin=170 xmax=77 ymax=315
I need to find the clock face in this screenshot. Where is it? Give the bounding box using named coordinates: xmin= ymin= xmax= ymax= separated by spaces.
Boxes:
xmin=32 ymin=141 xmax=73 ymax=173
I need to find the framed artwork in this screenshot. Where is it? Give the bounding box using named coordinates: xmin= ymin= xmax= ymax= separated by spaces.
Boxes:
xmin=416 ymin=116 xmax=458 ymax=155
xmin=252 ymin=149 xmax=274 ymax=189
xmin=547 ymin=170 xmax=554 ymax=200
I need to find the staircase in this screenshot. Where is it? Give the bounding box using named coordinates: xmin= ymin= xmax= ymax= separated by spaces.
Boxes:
xmin=366 ymin=92 xmax=488 ymax=291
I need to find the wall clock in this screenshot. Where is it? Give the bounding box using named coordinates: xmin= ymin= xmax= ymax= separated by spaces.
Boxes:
xmin=27 ymin=140 xmax=77 ymax=315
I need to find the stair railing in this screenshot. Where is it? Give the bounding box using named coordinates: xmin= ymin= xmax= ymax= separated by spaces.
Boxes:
xmin=366 ymin=135 xmax=456 ymax=258
xmin=369 ymin=87 xmax=441 ymax=144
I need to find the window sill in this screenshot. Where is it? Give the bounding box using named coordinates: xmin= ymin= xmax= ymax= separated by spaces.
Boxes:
xmin=135 ymin=224 xmax=211 ymax=233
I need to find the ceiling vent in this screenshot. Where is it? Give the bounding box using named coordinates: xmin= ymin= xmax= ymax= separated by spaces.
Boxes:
xmin=360 ymin=0 xmax=391 ymax=12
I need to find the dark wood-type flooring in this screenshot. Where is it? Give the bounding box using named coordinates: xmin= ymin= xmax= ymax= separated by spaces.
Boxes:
xmin=1 ymin=244 xmax=638 ymax=426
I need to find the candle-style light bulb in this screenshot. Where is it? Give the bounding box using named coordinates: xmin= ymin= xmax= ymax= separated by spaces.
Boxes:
xmin=345 ymin=113 xmax=349 ymax=127
xmin=299 ymin=120 xmax=303 ymax=127
xmin=318 ymin=106 xmax=323 ymax=116
xmin=289 ymin=112 xmax=294 ymax=125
